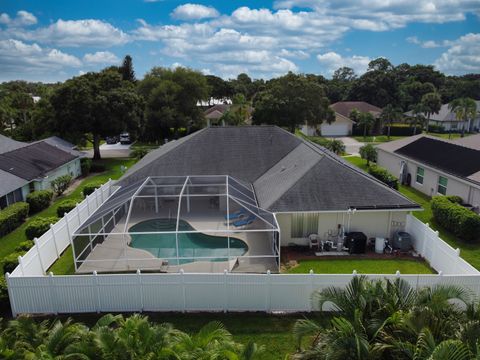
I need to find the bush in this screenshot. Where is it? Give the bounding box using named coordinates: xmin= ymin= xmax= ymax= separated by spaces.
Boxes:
xmin=26 ymin=190 xmax=53 ymax=213
xmin=368 ymin=165 xmax=399 ymax=190
xmin=446 ymin=195 xmax=463 ymax=204
xmin=25 ymin=216 xmax=59 ymax=240
xmin=2 ymin=252 xmax=24 ymax=274
xmin=359 ymin=144 xmax=377 ymax=165
xmin=81 ymin=158 xmax=92 ymax=175
xmin=431 ymin=196 xmax=480 ymax=241
xmin=0 ymin=275 xmax=9 ymax=309
xmin=82 ymin=182 xmax=103 ymax=197
xmin=131 ymin=147 xmax=149 ymax=159
xmin=90 ymin=162 xmax=106 ymax=173
xmin=0 ymin=202 xmax=29 ymax=237
xmin=427 ymin=124 xmax=446 ymax=133
xmin=14 ymin=240 xmax=34 ymax=252
xmin=383 ymin=125 xmax=423 ymax=136
xmin=50 ymin=174 xmax=73 ymax=196
xmin=56 ymin=199 xmax=78 ymax=217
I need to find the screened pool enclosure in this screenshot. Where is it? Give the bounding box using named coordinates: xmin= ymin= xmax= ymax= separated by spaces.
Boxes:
xmin=72 ymin=176 xmax=280 ymax=273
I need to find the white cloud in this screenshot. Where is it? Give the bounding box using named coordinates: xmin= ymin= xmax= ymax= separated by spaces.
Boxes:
xmin=434 ymin=33 xmax=480 ymax=74
xmin=317 ymin=51 xmax=371 ymax=76
xmin=171 ymin=4 xmax=219 ymax=20
xmin=2 ymin=19 xmax=129 ymax=47
xmin=406 ymin=36 xmax=451 ymax=48
xmin=83 ymin=51 xmax=119 ymax=64
xmin=0 ymin=39 xmax=81 ymax=81
xmin=0 ymin=10 xmax=37 ymax=27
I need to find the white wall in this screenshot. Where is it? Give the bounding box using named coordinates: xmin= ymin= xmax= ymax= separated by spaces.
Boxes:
xmin=377 ymin=149 xmax=479 ymax=205
xmin=35 ymin=159 xmax=81 ymax=191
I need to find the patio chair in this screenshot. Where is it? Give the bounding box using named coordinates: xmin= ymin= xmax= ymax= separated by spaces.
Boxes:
xmin=233 ymin=214 xmax=256 ymax=228
xmin=224 ymin=209 xmax=247 ymax=221
xmin=308 ymin=234 xmax=321 ymax=250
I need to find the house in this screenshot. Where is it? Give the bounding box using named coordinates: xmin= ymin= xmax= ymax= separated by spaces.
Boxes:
xmin=301 ymin=101 xmax=382 ymax=137
xmin=377 ymin=134 xmax=480 ymax=211
xmin=405 ymin=101 xmax=480 ymax=133
xmin=204 ymin=104 xmax=231 ymax=126
xmin=0 ymin=135 xmax=83 ymax=209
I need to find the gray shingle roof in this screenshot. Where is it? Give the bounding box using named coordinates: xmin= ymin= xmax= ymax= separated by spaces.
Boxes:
xmin=0 ymin=169 xmax=29 ymax=197
xmin=0 ymin=134 xmax=27 ymax=154
xmin=118 ymin=126 xmax=419 ymax=212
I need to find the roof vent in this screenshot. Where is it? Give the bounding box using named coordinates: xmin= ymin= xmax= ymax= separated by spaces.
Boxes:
xmin=280 ymin=166 xmax=286 ymax=172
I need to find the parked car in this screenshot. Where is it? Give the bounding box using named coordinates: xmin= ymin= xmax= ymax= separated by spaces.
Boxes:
xmin=119 ymin=132 xmax=131 ymax=144
xmin=105 ymin=136 xmax=118 ymax=144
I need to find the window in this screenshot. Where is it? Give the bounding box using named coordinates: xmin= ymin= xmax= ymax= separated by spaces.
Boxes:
xmin=416 ymin=167 xmax=424 ymax=185
xmin=437 ymin=176 xmax=448 ymax=195
xmin=291 ymin=213 xmax=319 ymax=238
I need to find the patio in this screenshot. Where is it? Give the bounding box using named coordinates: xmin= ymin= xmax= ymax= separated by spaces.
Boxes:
xmin=72 ymin=175 xmax=280 ymax=274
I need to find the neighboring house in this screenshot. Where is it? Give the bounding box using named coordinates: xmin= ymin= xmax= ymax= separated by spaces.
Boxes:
xmin=118 ymin=126 xmax=419 ymax=247
xmin=377 ymin=135 xmax=480 ymax=211
xmin=0 ymin=135 xmax=83 ymax=209
xmin=204 ymin=104 xmax=231 ymax=126
xmin=301 ymin=101 xmax=382 ymax=137
xmin=404 ymin=101 xmax=480 ymax=132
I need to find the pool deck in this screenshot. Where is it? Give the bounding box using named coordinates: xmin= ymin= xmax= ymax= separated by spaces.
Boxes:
xmin=76 ymin=207 xmax=278 ymax=274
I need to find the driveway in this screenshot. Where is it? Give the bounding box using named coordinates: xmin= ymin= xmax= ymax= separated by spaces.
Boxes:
xmin=336 ymin=137 xmax=364 ymax=156
xmin=85 ymin=142 xmax=132 ymax=158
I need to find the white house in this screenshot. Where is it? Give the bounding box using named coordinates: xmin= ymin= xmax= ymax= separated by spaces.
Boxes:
xmin=0 ymin=135 xmax=83 ymax=209
xmin=377 ymin=134 xmax=480 ymax=211
xmin=302 ymin=101 xmax=382 ymax=137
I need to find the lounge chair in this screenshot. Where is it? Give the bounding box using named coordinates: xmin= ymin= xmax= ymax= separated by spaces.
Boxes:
xmin=224 ymin=209 xmax=247 ymax=221
xmin=233 ymin=214 xmax=256 ymax=228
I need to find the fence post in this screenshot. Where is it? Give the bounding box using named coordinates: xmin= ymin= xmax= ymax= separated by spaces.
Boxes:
xmin=5 ymin=273 xmax=17 ymax=318
xmin=93 ymin=271 xmax=101 ymax=313
xmin=18 ymin=256 xmax=25 ymax=276
xmin=50 ymin=224 xmax=60 ymax=258
xmin=180 ymin=269 xmax=186 ymax=313
xmin=137 ymin=269 xmax=144 ymax=312
xmin=86 ymin=195 xmax=91 ymax=216
xmin=422 ymin=223 xmax=429 ymax=256
xmin=49 ymin=272 xmax=58 ymax=315
xmin=76 ymin=203 xmax=81 ymax=225
xmin=223 ymin=269 xmax=228 ymax=313
xmin=33 ymin=238 xmax=45 ymax=274
xmin=265 ymin=270 xmax=271 ymax=313
xmin=309 ymin=269 xmax=314 ymax=312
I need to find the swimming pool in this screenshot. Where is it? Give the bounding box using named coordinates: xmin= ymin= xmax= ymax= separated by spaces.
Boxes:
xmin=129 ymin=219 xmax=248 ymax=264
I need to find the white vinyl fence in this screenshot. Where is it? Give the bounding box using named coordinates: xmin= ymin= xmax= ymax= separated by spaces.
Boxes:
xmin=405 ymin=214 xmax=479 ymax=275
xmin=6 ymin=185 xmax=480 ymax=316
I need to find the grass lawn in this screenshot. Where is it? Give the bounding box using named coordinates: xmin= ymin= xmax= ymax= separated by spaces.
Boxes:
xmin=0 ymin=158 xmax=137 ymax=273
xmin=428 ymin=132 xmax=469 ymax=140
xmin=343 ymin=155 xmax=480 ymax=270
xmin=352 ymin=135 xmax=406 ymax=143
xmin=131 ymin=141 xmax=161 ymax=150
xmin=285 ymin=259 xmax=434 ymax=274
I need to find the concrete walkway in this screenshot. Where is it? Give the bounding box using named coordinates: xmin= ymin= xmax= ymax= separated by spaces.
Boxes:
xmin=84 ymin=142 xmax=132 ymax=158
xmin=336 ymin=137 xmax=364 ymax=156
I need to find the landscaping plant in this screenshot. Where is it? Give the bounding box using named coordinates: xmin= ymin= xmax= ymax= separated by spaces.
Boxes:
xmin=26 ymin=190 xmax=53 ymax=213
xmin=50 ymin=175 xmax=73 ymax=196
xmin=82 ymin=182 xmax=103 ymax=197
xmin=56 ymin=199 xmax=78 ymax=217
xmin=359 ymin=144 xmax=377 ymax=166
xmin=0 ymin=202 xmax=29 ymax=237
xmin=368 ymin=165 xmax=399 ymax=189
xmin=25 ymin=217 xmax=59 ymax=240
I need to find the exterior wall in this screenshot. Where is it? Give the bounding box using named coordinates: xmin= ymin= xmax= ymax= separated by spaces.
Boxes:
xmin=35 ymin=159 xmax=81 ymax=191
xmin=300 ymin=124 xmax=317 ymax=136
xmin=377 ymin=149 xmax=479 ymax=206
xmin=320 ymin=113 xmax=353 ymax=136
xmin=278 ymin=210 xmax=408 ymax=246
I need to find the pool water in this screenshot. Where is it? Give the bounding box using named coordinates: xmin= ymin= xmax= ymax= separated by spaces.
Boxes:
xmin=129 ymin=219 xmax=248 ymax=264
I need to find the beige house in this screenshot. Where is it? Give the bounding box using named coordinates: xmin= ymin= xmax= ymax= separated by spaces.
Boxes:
xmin=377 ymin=134 xmax=480 ymax=211
xmin=301 ymin=101 xmax=382 ymax=137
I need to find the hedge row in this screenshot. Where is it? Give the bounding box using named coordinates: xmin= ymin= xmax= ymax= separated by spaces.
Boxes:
xmin=25 ymin=216 xmax=59 ymax=240
xmin=26 ymin=190 xmax=53 ymax=213
xmin=57 ymin=199 xmax=78 ymax=217
xmin=382 ymin=125 xmax=423 ymax=136
xmin=368 ymin=165 xmax=399 ymax=190
xmin=431 ymin=196 xmax=480 ymax=241
xmin=0 ymin=202 xmax=29 ymax=237
xmin=83 ymin=182 xmax=103 ymax=197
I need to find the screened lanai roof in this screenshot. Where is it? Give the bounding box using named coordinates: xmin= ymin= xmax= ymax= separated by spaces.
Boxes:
xmin=74 ymin=175 xmax=279 ymax=236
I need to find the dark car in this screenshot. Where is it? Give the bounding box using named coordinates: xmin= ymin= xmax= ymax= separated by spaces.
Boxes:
xmin=120 ymin=132 xmax=131 ymax=144
xmin=105 ymin=136 xmax=118 ymax=144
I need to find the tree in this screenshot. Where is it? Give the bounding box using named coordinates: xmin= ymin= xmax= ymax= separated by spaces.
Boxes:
xmin=253 ymin=72 xmax=333 ymax=133
xmin=448 ymin=97 xmax=477 ymax=137
xmin=138 ymin=66 xmax=209 ymax=140
xmin=220 ymin=93 xmax=250 ymax=126
xmin=409 ymin=103 xmax=427 ymax=135
xmin=359 ymin=144 xmax=377 ymax=166
xmin=325 ymin=139 xmax=345 ymax=155
xmin=381 ymin=104 xmax=403 ymax=139
xmin=119 ymin=55 xmax=136 ymax=82
xmin=206 ymin=75 xmax=233 ymax=102
xmin=351 ymin=110 xmax=375 ymax=140
xmin=420 ymin=92 xmax=442 ymax=133
xmin=49 ymin=68 xmax=143 ymax=159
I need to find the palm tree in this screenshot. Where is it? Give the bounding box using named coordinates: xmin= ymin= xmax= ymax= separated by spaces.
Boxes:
xmin=381 ymin=104 xmax=403 ymax=140
xmin=409 ymin=103 xmax=426 ymax=135
xmin=327 ymin=139 xmax=345 ymax=155
xmin=358 ymin=112 xmax=375 ymax=140
xmin=448 ymin=97 xmax=478 ymax=137
xmin=420 ymin=92 xmax=442 ymax=134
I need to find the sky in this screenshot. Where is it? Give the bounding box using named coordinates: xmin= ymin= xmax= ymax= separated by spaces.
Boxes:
xmin=0 ymin=0 xmax=479 ymax=82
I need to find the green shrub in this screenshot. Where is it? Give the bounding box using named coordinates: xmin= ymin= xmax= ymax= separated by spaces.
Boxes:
xmin=81 ymin=158 xmax=92 ymax=175
xmin=368 ymin=165 xmax=399 ymax=190
xmin=50 ymin=174 xmax=73 ymax=196
xmin=2 ymin=252 xmax=24 ymax=274
xmin=90 ymin=162 xmax=106 ymax=173
xmin=359 ymin=144 xmax=377 ymax=165
xmin=14 ymin=240 xmax=34 ymax=252
xmin=431 ymin=196 xmax=480 ymax=241
xmin=383 ymin=125 xmax=423 ymax=136
xmin=445 ymin=195 xmax=463 ymax=204
xmin=131 ymin=147 xmax=149 ymax=159
xmin=26 ymin=190 xmax=53 ymax=213
xmin=0 ymin=202 xmax=29 ymax=237
xmin=0 ymin=275 xmax=9 ymax=309
xmin=56 ymin=199 xmax=78 ymax=217
xmin=428 ymin=124 xmax=446 ymax=133
xmin=83 ymin=182 xmax=103 ymax=197
xmin=25 ymin=216 xmax=59 ymax=240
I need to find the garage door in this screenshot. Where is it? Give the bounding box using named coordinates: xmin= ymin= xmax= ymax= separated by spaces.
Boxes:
xmin=320 ymin=123 xmax=350 ymax=136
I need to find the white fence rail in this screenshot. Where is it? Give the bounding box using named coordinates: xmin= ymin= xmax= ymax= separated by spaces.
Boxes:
xmin=7 ymin=272 xmax=480 ymax=316
xmin=10 ymin=180 xmax=113 ymax=277
xmin=405 ymin=214 xmax=479 ymax=275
